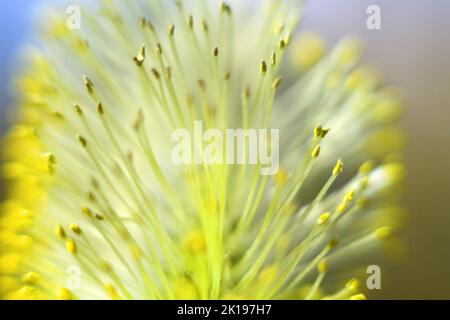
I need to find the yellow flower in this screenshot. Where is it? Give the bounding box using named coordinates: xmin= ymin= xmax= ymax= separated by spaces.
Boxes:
xmin=0 ymin=0 xmax=403 ymax=300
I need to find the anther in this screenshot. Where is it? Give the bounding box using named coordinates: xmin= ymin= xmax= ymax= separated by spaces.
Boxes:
xmin=317 ymin=212 xmax=330 ymax=225
xmin=88 ymin=192 xmax=97 ymax=203
xmin=328 ymin=239 xmax=339 ymax=249
xmin=58 ymin=288 xmax=74 ymax=300
xmin=375 ymin=226 xmax=392 ymax=240
xmin=275 ymin=170 xmax=289 ymax=185
xmin=318 ymin=259 xmax=329 ymax=273
xmin=314 ymin=125 xmax=330 ymax=138
xmin=73 ymin=104 xmax=83 ymax=116
xmin=56 ymin=225 xmax=67 ymax=239
xmin=81 ymin=207 xmax=94 ymax=218
xmin=140 ymin=17 xmax=147 ymax=28
xmin=83 ymin=76 xmax=95 ymax=94
xmin=165 ymin=66 xmax=172 ymax=80
xmin=260 ymin=61 xmax=267 ymax=74
xmin=244 ymin=85 xmax=251 ymax=98
xmin=101 ymin=260 xmax=113 ymax=272
xmin=344 ymin=190 xmax=356 ymax=202
xmin=168 ymin=24 xmax=175 ymax=37
xmin=270 ymin=52 xmax=277 ymax=66
xmin=200 ymin=19 xmax=209 ymax=32
xmin=44 ymin=152 xmax=57 ymax=165
xmin=70 ymin=224 xmax=82 ymax=235
xmin=127 ymin=151 xmax=134 ymax=163
xmin=213 ymin=46 xmax=219 ymax=57
xmin=91 ymin=178 xmax=100 ymax=190
xmin=346 ymin=279 xmax=360 ymax=291
xmin=221 ymin=2 xmax=232 ymax=15
xmin=151 ymin=68 xmax=161 ymax=80
xmin=77 ymin=134 xmax=87 ymax=148
xmin=320 ymin=128 xmax=331 ymax=138
xmin=155 ymin=43 xmax=163 ymax=56
xmin=22 ymin=272 xmax=40 ymax=285
xmin=359 ymin=160 xmax=374 ymax=175
xmin=66 ymin=238 xmax=77 ymax=255
xmin=133 ymin=45 xmax=146 ymax=66
xmin=311 ymin=145 xmax=321 ymax=158
xmin=96 ymin=102 xmax=104 ymax=115
xmin=53 ymin=111 xmax=65 ymax=120
xmin=198 ymin=79 xmax=206 ymax=90
xmin=332 ymin=159 xmax=344 ymax=176
xmin=141 ymin=18 xmax=154 ymax=31
xmin=272 ymin=76 xmax=283 ymax=89
xmin=186 ymin=92 xmax=194 ymax=107
xmin=350 ymin=294 xmax=367 ymax=300
xmin=133 ymin=109 xmax=144 ymax=131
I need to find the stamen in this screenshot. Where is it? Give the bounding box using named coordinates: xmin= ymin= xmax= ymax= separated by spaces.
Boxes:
xmin=305 ymin=259 xmax=328 ymax=300
xmin=133 ymin=45 xmax=146 ymax=66
xmin=69 ymin=224 xmax=82 ymax=235
xmin=83 ymin=75 xmax=95 ymax=95
xmin=333 ymin=159 xmax=344 ymax=176
xmin=55 ymin=225 xmax=66 ymax=239
xmin=22 ymin=272 xmax=40 ymax=285
xmin=65 ymin=238 xmax=77 ymax=255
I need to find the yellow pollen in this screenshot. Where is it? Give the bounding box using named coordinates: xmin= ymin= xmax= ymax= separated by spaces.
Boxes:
xmin=346 ymin=278 xmax=360 ymax=292
xmin=275 ymin=170 xmax=289 ymax=185
xmin=359 ymin=160 xmax=374 ymax=175
xmin=133 ymin=45 xmax=146 ymax=66
xmin=66 ymin=238 xmax=77 ymax=255
xmin=272 ymin=77 xmax=283 ymax=89
xmin=56 ymin=225 xmax=67 ymax=239
xmin=22 ymin=272 xmax=40 ymax=285
xmin=350 ymin=293 xmax=367 ymax=300
xmin=291 ymin=32 xmax=326 ymax=70
xmin=318 ymin=259 xmax=329 ymax=273
xmin=311 ymin=146 xmax=321 ymax=158
xmin=332 ymin=159 xmax=344 ymax=176
xmin=105 ymin=283 xmax=121 ymax=300
xmin=168 ymin=24 xmax=175 ymax=36
xmin=81 ymin=207 xmax=93 ymax=218
xmin=183 ymin=231 xmax=206 ymax=254
xmin=317 ymin=212 xmax=330 ymax=225
xmin=70 ymin=224 xmax=82 ymax=235
xmin=375 ymin=226 xmax=392 ymax=240
xmin=58 ymin=288 xmax=74 ymax=300
xmin=327 ymin=239 xmax=339 ymax=249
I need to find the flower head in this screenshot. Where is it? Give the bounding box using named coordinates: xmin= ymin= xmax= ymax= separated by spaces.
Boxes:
xmin=0 ymin=0 xmax=403 ymax=299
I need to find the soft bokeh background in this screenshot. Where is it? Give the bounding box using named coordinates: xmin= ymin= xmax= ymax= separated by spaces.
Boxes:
xmin=0 ymin=0 xmax=40 ymax=213
xmin=301 ymin=0 xmax=450 ymax=299
xmin=0 ymin=0 xmax=36 ymax=134
xmin=1 ymin=0 xmax=449 ymax=299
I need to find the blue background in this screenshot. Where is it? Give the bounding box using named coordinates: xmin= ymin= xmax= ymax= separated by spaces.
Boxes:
xmin=0 ymin=0 xmax=40 ymax=133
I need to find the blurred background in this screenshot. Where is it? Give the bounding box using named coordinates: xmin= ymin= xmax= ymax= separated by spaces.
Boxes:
xmin=301 ymin=0 xmax=450 ymax=299
xmin=1 ymin=0 xmax=449 ymax=299
xmin=0 ymin=0 xmax=38 ymax=217
xmin=0 ymin=0 xmax=36 ymax=135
